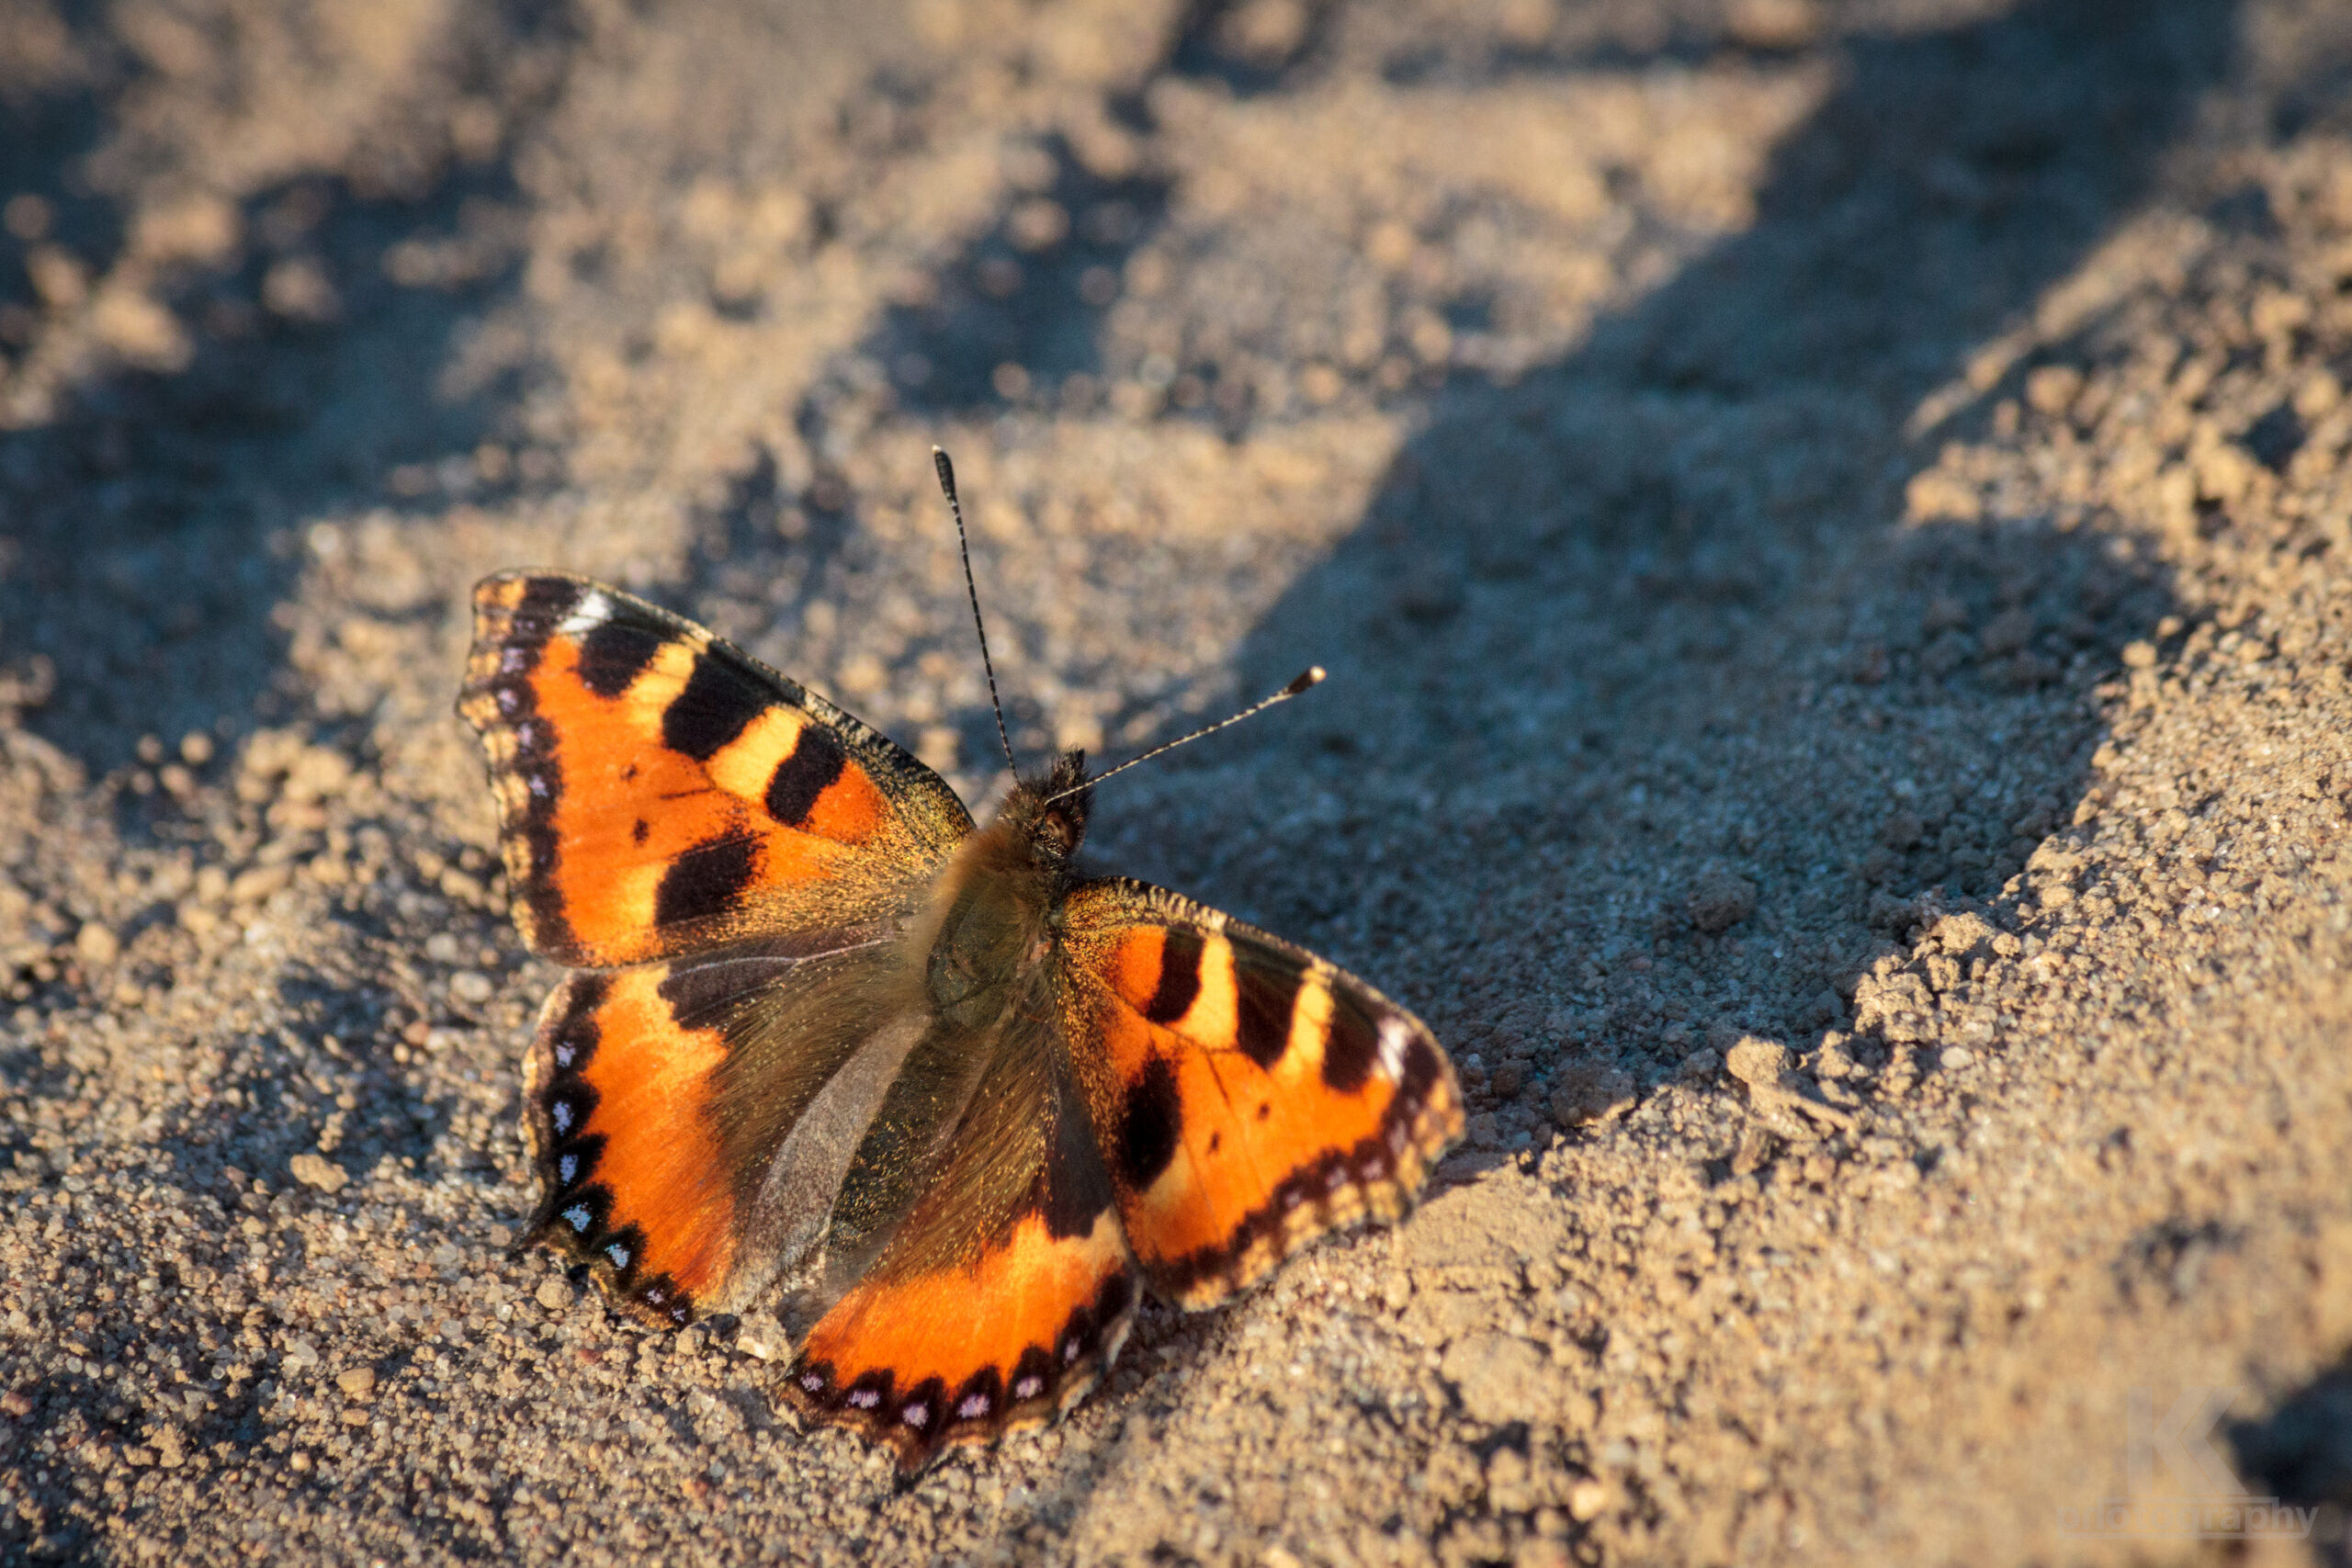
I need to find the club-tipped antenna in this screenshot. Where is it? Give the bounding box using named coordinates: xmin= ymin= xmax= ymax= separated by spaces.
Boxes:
xmin=933 ymin=446 xmax=1018 ymax=773
xmin=1043 ymin=666 xmax=1327 ymax=806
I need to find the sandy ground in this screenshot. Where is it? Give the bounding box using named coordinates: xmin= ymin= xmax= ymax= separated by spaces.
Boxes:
xmin=4 ymin=0 xmax=2352 ymax=1562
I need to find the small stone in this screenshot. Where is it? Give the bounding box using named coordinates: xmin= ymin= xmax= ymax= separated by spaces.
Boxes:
xmin=74 ymin=921 xmax=119 ymax=966
xmin=1441 ymin=1333 xmax=1555 ymax=1425
xmin=1686 ymin=869 xmax=1757 ymax=934
xmin=448 ymin=970 xmax=495 ymax=1006
xmin=1678 ymin=1047 xmax=1723 ymax=1082
xmin=288 ymin=1153 xmax=348 ymax=1194
xmin=735 ymin=1314 xmax=788 ymax=1361
xmin=1549 ymin=1064 xmax=1635 ymax=1127
xmin=0 ymin=1389 xmax=32 ymax=1417
xmin=228 ymin=863 xmax=294 ymax=905
xmin=537 ymin=1279 xmax=573 ymax=1313
xmin=1724 ymin=1037 xmax=1792 ymax=1089
xmin=153 ymin=1428 xmax=185 ymax=1469
xmin=1514 ymin=1540 xmax=1574 ymax=1568
xmin=2023 ymin=363 xmax=2083 ymax=415
xmin=1566 ymin=1477 xmax=1609 ymax=1522
xmin=1939 ymin=1047 xmax=1976 ymax=1071
xmin=335 ymin=1367 xmax=376 ymax=1400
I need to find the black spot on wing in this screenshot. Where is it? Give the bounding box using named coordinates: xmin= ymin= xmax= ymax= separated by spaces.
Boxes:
xmin=1007 ymin=1344 xmax=1055 ymax=1404
xmin=764 ymin=722 xmax=848 ymax=826
xmin=532 ymin=1181 xmax=613 ymax=1249
xmin=548 ymin=1132 xmax=605 ymax=1194
xmin=653 ymin=833 xmax=759 ymax=930
xmin=1235 ymin=962 xmax=1302 ymax=1070
xmin=544 ymin=973 xmax=608 ymax=1077
xmin=1040 ymin=1086 xmax=1115 ymax=1240
xmin=511 ymin=576 xmax=584 ymax=630
xmin=1115 ymin=1055 xmax=1182 ymax=1190
xmin=1400 ymin=1036 xmax=1442 ymax=1100
xmin=1091 ymin=1267 xmax=1133 ymax=1323
xmin=1321 ymin=993 xmax=1380 ymax=1094
xmin=662 ymin=652 xmax=759 ymax=761
xmin=596 ymin=1221 xmax=650 ymax=1282
xmin=1141 ymin=929 xmax=1202 ymax=1025
xmin=575 ymin=619 xmax=662 ymax=698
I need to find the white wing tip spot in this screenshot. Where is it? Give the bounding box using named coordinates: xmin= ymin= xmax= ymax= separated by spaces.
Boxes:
xmin=558 ymin=590 xmax=613 ymax=637
xmin=1376 ymin=1015 xmax=1412 ymax=1081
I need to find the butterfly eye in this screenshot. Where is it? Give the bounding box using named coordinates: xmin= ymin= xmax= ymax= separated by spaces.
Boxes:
xmin=1038 ymin=807 xmax=1080 ymax=854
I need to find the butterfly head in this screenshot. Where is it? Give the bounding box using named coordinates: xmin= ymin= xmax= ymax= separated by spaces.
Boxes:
xmin=1009 ymin=750 xmax=1092 ymax=861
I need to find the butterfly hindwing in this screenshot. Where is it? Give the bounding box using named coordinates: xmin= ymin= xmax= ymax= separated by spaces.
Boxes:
xmin=459 ymin=572 xmax=971 ymax=967
xmin=1056 ymin=878 xmax=1463 ymax=1309
xmin=520 ymin=935 xmax=922 ymax=1324
xmin=782 ymin=1006 xmax=1136 ymax=1469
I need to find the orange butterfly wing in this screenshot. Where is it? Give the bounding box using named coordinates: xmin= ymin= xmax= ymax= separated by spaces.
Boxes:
xmin=458 ymin=572 xmax=969 ymax=967
xmin=782 ymin=1009 xmax=1137 ymax=1469
xmin=459 ymin=573 xmax=969 ymax=1325
xmin=514 ymin=938 xmax=917 ymax=1325
xmin=1055 ymin=879 xmax=1463 ymax=1309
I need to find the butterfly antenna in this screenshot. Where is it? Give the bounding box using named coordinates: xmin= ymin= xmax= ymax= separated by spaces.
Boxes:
xmin=933 ymin=446 xmax=1019 ymax=773
xmin=1043 ymin=666 xmax=1326 ymax=805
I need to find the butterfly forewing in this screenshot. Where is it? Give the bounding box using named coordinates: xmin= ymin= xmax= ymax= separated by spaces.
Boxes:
xmin=459 ymin=572 xmax=970 ymax=967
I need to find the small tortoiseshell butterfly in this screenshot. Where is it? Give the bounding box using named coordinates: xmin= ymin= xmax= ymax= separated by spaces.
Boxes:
xmin=457 ymin=451 xmax=1461 ymax=1469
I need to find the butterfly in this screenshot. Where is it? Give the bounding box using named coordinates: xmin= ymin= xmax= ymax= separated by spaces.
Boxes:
xmin=456 ymin=452 xmax=1462 ymax=1470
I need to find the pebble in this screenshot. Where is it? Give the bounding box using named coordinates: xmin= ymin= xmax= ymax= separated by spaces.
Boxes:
xmin=734 ymin=1315 xmax=788 ymax=1361
xmin=288 ymin=1153 xmax=349 ymax=1193
xmin=1939 ymin=1047 xmax=1976 ymax=1071
xmin=73 ymin=921 xmax=119 ymax=966
xmin=1686 ymin=869 xmax=1758 ymax=934
xmin=1439 ymin=1333 xmax=1555 ymax=1425
xmin=1724 ymin=1037 xmax=1792 ymax=1089
xmin=537 ymin=1280 xmax=574 ymax=1313
xmin=335 ymin=1367 xmax=377 ymax=1400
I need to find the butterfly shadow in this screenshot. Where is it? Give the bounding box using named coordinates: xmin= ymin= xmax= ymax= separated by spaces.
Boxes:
xmin=2229 ymin=1352 xmax=2352 ymax=1562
